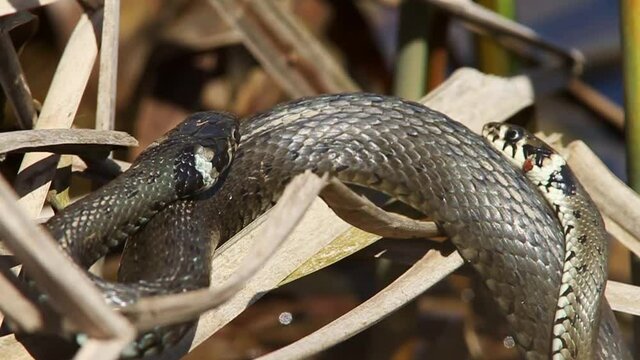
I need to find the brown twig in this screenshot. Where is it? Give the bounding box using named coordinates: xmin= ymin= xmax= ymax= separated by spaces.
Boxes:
xmin=0 ymin=129 xmax=137 ymax=155
xmin=423 ymin=0 xmax=583 ymax=73
xmin=567 ymin=78 xmax=625 ymax=130
xmin=95 ymin=0 xmax=120 ymax=132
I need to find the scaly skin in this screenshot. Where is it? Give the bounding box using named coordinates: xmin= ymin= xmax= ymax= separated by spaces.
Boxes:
xmin=483 ymin=122 xmax=630 ymax=360
xmin=36 ymin=94 xmax=626 ymax=358
xmin=123 ymin=94 xmax=568 ymax=358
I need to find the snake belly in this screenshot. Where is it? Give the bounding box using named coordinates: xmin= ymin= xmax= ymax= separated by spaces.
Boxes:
xmin=120 ymin=93 xmax=571 ymax=359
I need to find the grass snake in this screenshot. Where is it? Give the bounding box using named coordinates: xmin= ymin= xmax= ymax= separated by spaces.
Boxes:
xmin=21 ymin=93 xmax=628 ymax=358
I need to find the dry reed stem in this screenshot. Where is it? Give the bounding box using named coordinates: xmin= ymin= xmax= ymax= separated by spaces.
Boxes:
xmin=0 ymin=267 xmax=43 ymax=332
xmin=606 ymin=281 xmax=640 ymax=317
xmin=603 ymin=215 xmax=640 ymax=259
xmin=0 ymin=129 xmax=137 ymax=155
xmin=423 ymin=0 xmax=583 ymax=72
xmin=95 ymin=0 xmax=119 ymax=132
xmin=566 ymin=141 xmax=640 ymax=244
xmin=209 ymin=0 xmax=360 ymax=97
xmin=257 ymin=250 xmax=465 ymax=360
xmin=15 ymin=8 xmax=103 ymax=217
xmin=567 ymin=79 xmax=625 ymax=130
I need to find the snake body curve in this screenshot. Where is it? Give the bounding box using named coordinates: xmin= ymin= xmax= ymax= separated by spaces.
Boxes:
xmin=483 ymin=123 xmax=612 ymax=359
xmin=34 ymin=94 xmax=627 ymax=358
xmin=118 ymin=93 xmax=573 ymax=358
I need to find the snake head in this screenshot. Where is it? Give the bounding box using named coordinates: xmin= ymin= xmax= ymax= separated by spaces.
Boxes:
xmin=482 ymin=122 xmax=555 ymax=169
xmin=173 ymin=111 xmax=240 ymax=198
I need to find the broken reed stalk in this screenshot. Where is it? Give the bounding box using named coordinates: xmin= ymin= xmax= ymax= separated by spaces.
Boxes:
xmin=95 ymin=0 xmax=120 ymax=132
xmin=0 ymin=129 xmax=137 ymax=155
xmin=15 ymin=8 xmax=103 ymax=217
xmin=208 ymin=0 xmax=360 ymax=97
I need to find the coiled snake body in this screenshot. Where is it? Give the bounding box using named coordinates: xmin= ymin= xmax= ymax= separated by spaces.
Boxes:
xmin=25 ymin=94 xmax=628 ymax=358
xmin=483 ymin=123 xmax=618 ymax=359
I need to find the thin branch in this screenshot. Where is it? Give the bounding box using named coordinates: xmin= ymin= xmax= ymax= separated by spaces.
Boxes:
xmin=0 ymin=267 xmax=43 ymax=333
xmin=567 ymin=78 xmax=625 ymax=130
xmin=0 ymin=129 xmax=137 ymax=155
xmin=14 ymin=8 xmax=103 ymax=217
xmin=208 ymin=0 xmax=360 ymax=96
xmin=95 ymin=0 xmax=120 ymax=132
xmin=321 ymin=178 xmax=442 ymax=239
xmin=420 ymin=68 xmax=533 ymax=132
xmin=423 ymin=0 xmax=583 ymax=73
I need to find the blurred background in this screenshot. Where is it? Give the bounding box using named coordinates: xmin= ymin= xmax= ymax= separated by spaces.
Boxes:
xmin=1 ymin=0 xmax=630 ymax=359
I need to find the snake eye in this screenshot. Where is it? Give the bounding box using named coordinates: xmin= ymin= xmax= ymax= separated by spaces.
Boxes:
xmin=504 ymin=128 xmax=523 ymax=142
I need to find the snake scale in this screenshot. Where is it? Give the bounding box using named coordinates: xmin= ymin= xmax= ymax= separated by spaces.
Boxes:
xmin=483 ymin=123 xmax=628 ymax=359
xmin=21 ymin=93 xmax=629 ymax=358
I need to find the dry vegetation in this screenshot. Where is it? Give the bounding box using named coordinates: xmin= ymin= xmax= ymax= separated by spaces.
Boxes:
xmin=0 ymin=1 xmax=638 ymax=359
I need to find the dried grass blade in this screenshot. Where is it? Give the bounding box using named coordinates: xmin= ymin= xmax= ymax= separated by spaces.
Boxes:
xmin=95 ymin=0 xmax=120 ymax=132
xmin=420 ymin=68 xmax=533 ymax=133
xmin=566 ymin=141 xmax=640 ymax=244
xmin=15 ymin=8 xmax=103 ymax=217
xmin=258 ymin=250 xmax=464 ymax=360
xmin=606 ymin=281 xmax=640 ymax=316
xmin=208 ymin=0 xmax=359 ymax=96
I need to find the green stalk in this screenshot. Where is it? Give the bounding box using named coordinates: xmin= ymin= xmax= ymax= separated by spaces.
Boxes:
xmin=621 ymin=0 xmax=640 ymax=352
xmin=393 ymin=0 xmax=431 ymax=100
xmin=476 ymin=0 xmax=516 ymax=75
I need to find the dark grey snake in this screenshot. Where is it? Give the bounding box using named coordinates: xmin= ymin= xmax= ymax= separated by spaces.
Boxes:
xmin=17 ymin=93 xmax=630 ymax=359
